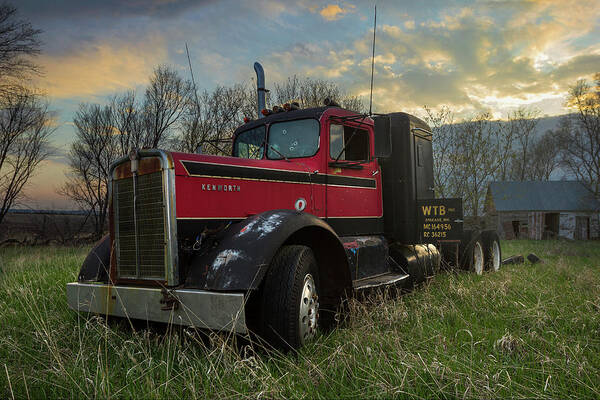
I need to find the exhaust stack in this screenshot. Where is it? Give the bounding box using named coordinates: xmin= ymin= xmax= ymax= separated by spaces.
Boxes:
xmin=254 ymin=62 xmax=266 ymax=118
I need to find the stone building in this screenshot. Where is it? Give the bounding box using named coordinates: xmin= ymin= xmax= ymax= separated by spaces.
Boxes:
xmin=485 ymin=181 xmax=600 ymax=240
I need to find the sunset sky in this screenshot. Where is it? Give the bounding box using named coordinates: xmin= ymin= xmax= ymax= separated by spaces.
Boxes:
xmin=9 ymin=0 xmax=600 ymax=209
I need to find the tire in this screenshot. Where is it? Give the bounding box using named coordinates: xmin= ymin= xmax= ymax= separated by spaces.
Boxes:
xmin=484 ymin=233 xmax=502 ymax=272
xmin=260 ymin=245 xmax=320 ymax=350
xmin=469 ymin=240 xmax=485 ymax=275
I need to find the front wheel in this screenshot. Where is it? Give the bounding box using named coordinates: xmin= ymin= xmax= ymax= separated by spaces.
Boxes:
xmin=260 ymin=245 xmax=319 ymax=350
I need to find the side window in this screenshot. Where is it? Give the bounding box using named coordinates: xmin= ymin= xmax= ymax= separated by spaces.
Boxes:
xmin=330 ymin=124 xmax=345 ymax=160
xmin=329 ymin=124 xmax=370 ymax=161
xmin=233 ymin=126 xmax=266 ymax=159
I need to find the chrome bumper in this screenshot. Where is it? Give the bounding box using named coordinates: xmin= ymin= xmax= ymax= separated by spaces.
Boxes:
xmin=66 ymin=282 xmax=247 ymax=334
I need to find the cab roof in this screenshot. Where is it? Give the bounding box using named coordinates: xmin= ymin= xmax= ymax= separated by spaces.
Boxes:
xmin=233 ymin=106 xmax=355 ymax=136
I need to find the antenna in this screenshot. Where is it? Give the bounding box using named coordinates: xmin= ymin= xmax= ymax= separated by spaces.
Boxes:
xmin=368 ymin=5 xmax=377 ymax=116
xmin=185 ymin=43 xmax=201 ymax=114
xmin=185 ymin=43 xmax=209 ymax=154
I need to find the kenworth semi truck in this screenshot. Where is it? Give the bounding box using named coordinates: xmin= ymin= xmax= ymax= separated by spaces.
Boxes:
xmin=67 ymin=64 xmax=501 ymax=350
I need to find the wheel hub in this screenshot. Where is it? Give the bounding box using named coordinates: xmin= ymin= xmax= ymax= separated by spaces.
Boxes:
xmin=492 ymin=240 xmax=500 ymax=271
xmin=299 ymin=273 xmax=319 ymax=344
xmin=473 ymin=242 xmax=484 ymax=275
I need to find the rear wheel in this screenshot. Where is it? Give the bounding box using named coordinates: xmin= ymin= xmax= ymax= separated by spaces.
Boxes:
xmin=470 ymin=240 xmax=484 ymax=275
xmin=486 ymin=237 xmax=501 ymax=271
xmin=260 ymin=245 xmax=319 ymax=350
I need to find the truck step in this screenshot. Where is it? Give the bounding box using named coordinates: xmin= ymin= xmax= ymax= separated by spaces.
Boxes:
xmin=353 ymin=272 xmax=410 ymax=290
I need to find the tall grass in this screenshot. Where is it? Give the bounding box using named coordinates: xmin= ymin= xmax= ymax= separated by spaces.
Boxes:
xmin=1 ymin=240 xmax=599 ymax=398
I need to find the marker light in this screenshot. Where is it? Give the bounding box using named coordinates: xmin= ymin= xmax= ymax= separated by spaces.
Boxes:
xmin=261 ymin=109 xmax=272 ymax=116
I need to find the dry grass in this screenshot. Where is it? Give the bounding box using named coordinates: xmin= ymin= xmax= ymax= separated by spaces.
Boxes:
xmin=1 ymin=240 xmax=599 ymax=399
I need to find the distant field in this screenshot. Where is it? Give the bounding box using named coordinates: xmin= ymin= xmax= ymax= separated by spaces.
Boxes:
xmin=1 ymin=240 xmax=599 ymax=399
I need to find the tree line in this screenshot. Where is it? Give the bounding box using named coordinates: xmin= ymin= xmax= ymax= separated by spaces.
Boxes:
xmin=65 ymin=65 xmax=599 ymax=235
xmin=425 ymin=74 xmax=600 ymax=217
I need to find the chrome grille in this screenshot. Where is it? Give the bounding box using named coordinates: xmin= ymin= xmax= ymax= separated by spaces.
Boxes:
xmin=115 ymin=171 xmax=166 ymax=280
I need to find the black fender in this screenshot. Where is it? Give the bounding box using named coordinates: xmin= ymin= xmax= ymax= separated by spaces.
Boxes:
xmin=184 ymin=209 xmax=352 ymax=303
xmin=78 ymin=234 xmax=111 ymax=282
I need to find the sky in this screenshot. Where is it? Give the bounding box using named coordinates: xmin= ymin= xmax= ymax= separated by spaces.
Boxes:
xmin=7 ymin=0 xmax=600 ymax=209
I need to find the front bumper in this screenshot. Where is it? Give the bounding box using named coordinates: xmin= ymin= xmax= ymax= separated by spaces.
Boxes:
xmin=66 ymin=282 xmax=247 ymax=334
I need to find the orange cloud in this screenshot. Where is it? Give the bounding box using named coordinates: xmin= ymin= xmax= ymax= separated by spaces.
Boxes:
xmin=35 ymin=37 xmax=168 ymax=99
xmin=319 ymin=4 xmax=353 ymax=21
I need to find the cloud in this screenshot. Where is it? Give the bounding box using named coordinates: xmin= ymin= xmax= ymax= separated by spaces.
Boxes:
xmin=34 ymin=37 xmax=168 ymax=98
xmin=549 ymin=54 xmax=600 ymax=84
xmin=249 ymin=1 xmax=599 ymax=117
xmin=319 ymin=4 xmax=354 ymax=21
xmin=315 ymin=4 xmax=599 ymax=117
xmin=14 ymin=0 xmax=217 ymax=20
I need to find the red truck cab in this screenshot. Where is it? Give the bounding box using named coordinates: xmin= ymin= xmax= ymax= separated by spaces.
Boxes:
xmin=172 ymin=106 xmax=383 ymax=236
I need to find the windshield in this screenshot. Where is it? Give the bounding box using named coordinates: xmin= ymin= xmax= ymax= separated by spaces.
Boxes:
xmin=267 ymin=119 xmax=320 ymax=159
xmin=232 ymin=125 xmax=266 ymax=159
xmin=233 ymin=119 xmax=320 ymax=160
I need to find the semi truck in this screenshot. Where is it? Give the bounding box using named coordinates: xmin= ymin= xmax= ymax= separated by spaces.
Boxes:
xmin=67 ymin=63 xmax=501 ymax=350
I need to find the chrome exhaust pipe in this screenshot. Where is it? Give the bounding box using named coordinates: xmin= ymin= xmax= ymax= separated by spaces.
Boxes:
xmin=254 ymin=62 xmax=266 ymax=118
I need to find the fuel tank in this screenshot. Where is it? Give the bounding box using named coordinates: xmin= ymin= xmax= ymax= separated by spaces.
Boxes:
xmin=389 ymin=243 xmax=441 ymax=285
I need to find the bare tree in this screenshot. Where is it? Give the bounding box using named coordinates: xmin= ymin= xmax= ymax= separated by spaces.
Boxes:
xmin=493 ymin=122 xmax=516 ymax=182
xmin=423 ymin=106 xmax=459 ymax=198
xmin=557 ymin=74 xmax=600 ymax=196
xmin=453 ymin=113 xmax=502 ymax=216
xmin=0 ymin=3 xmax=50 ymax=228
xmin=0 ymin=4 xmax=42 ymax=95
xmin=0 ymin=87 xmax=53 ymax=226
xmin=505 ymin=107 xmax=540 ymax=180
xmin=176 ymin=83 xmax=252 ymax=155
xmin=176 ymin=89 xmax=214 ymax=154
xmin=109 ymin=90 xmax=144 ymax=155
xmin=528 ymin=130 xmax=560 ymax=180
xmin=273 ymin=75 xmax=365 ymax=113
xmin=143 ymin=65 xmax=192 ymax=148
xmin=60 ymin=104 xmax=118 ymax=236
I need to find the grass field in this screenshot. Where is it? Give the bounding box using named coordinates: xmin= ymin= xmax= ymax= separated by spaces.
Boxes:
xmin=1 ymin=240 xmax=599 ymax=399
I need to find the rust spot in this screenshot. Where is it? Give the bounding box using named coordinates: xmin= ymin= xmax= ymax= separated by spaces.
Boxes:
xmin=98 ymin=285 xmax=116 ymax=315
xmin=114 ymin=278 xmax=166 ymax=286
xmin=114 ymin=157 xmax=162 ymax=180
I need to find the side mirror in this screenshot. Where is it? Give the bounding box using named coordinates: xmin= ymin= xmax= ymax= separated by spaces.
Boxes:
xmin=374 ymin=115 xmax=392 ymax=158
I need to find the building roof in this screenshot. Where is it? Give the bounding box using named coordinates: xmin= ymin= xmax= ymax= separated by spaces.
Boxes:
xmin=488 ymin=181 xmax=600 ymax=212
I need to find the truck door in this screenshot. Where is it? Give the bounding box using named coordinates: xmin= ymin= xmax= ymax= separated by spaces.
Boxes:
xmin=325 ymin=118 xmax=383 ymax=236
xmin=414 ymin=133 xmax=435 ymax=200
